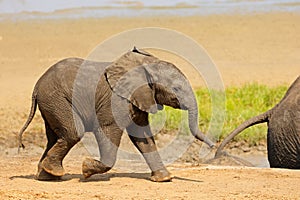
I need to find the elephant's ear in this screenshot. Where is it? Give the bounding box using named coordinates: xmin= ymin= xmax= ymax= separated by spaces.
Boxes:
xmin=105 ymin=64 xmax=158 ymax=114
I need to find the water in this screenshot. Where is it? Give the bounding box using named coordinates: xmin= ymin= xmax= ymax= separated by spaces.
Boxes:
xmin=243 ymin=154 xmax=270 ymax=168
xmin=0 ymin=0 xmax=299 ymax=21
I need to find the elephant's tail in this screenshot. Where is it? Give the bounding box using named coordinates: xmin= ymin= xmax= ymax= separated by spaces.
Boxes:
xmin=215 ymin=109 xmax=272 ymax=158
xmin=18 ymin=89 xmax=38 ymax=153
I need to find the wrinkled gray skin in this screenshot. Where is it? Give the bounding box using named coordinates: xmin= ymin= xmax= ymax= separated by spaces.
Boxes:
xmin=18 ymin=48 xmax=214 ymax=182
xmin=215 ymin=76 xmax=300 ymax=169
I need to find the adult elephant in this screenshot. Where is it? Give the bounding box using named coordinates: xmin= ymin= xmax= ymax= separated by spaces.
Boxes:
xmin=18 ymin=47 xmax=214 ymax=182
xmin=215 ymin=76 xmax=300 ymax=169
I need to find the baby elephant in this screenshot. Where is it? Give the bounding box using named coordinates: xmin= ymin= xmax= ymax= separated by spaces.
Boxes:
xmin=18 ymin=47 xmax=214 ymax=182
xmin=215 ymin=76 xmax=300 ymax=169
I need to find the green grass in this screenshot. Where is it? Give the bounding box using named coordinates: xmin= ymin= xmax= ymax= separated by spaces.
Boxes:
xmin=223 ymin=84 xmax=287 ymax=144
xmin=150 ymin=83 xmax=288 ymax=145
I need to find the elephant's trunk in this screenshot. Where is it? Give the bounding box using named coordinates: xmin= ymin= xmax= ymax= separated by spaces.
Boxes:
xmin=188 ymin=107 xmax=215 ymax=148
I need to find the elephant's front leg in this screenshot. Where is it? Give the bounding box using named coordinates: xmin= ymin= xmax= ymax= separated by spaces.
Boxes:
xmin=82 ymin=124 xmax=123 ymax=178
xmin=126 ymin=123 xmax=172 ymax=182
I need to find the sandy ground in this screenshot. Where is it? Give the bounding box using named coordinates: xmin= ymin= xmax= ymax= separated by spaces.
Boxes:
xmin=0 ymin=12 xmax=300 ymax=199
xmin=1 ymin=154 xmax=300 ymax=200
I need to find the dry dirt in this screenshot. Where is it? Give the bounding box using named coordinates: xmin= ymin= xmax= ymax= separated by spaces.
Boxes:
xmin=0 ymin=13 xmax=300 ymax=199
xmin=1 ymin=153 xmax=300 ymax=200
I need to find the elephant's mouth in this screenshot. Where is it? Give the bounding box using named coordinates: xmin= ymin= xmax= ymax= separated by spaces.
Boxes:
xmin=180 ymin=104 xmax=188 ymax=110
xmin=157 ymin=104 xmax=164 ymax=110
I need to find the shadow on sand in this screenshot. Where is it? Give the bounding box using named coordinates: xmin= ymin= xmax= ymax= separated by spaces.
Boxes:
xmin=9 ymin=172 xmax=203 ymax=183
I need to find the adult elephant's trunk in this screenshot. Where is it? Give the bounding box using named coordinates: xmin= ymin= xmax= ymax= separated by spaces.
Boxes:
xmin=188 ymin=106 xmax=215 ymax=148
xmin=215 ymin=109 xmax=272 ymax=158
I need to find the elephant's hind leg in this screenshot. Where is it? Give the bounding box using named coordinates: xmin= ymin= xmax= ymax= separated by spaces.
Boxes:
xmin=40 ymin=110 xmax=84 ymax=177
xmin=42 ymin=137 xmax=77 ymax=176
xmin=36 ymin=122 xmax=61 ymax=181
xmin=82 ymin=158 xmax=112 ymax=179
xmin=82 ymin=124 xmax=123 ymax=178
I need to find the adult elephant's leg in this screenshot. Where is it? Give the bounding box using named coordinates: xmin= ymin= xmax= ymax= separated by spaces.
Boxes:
xmin=126 ymin=123 xmax=172 ymax=182
xmin=41 ymin=110 xmax=84 ymax=177
xmin=268 ymin=110 xmax=300 ymax=169
xmin=82 ymin=124 xmax=123 ymax=178
xmin=36 ymin=121 xmax=60 ymax=180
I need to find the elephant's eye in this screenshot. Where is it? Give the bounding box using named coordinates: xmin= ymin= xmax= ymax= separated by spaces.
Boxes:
xmin=172 ymin=87 xmax=180 ymax=92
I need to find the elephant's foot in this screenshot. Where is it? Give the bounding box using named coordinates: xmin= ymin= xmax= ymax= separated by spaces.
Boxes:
xmin=36 ymin=168 xmax=61 ymax=181
xmin=41 ymin=156 xmax=65 ymax=177
xmin=36 ymin=163 xmax=61 ymax=181
xmin=150 ymin=169 xmax=172 ymax=182
xmin=82 ymin=158 xmax=112 ymax=179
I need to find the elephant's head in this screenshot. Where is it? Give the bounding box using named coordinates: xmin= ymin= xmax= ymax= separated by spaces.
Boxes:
xmin=105 ymin=47 xmax=215 ymax=148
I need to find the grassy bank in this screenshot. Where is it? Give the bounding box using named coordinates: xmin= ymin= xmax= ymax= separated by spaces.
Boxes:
xmin=150 ymin=84 xmax=288 ymax=145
